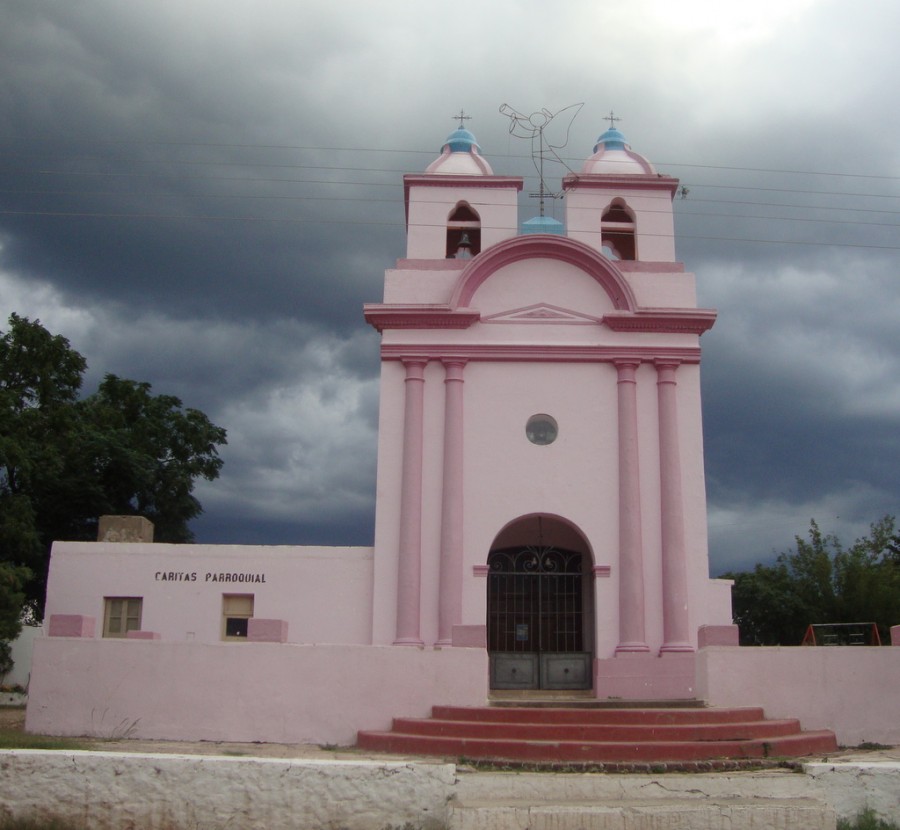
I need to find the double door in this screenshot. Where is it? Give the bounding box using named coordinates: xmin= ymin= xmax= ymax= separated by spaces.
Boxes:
xmin=487 ymin=546 xmax=592 ymax=690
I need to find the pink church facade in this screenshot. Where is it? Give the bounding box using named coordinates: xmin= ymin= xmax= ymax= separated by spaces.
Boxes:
xmin=364 ymin=124 xmax=733 ymax=699
xmin=33 ymin=122 xmax=899 ymax=747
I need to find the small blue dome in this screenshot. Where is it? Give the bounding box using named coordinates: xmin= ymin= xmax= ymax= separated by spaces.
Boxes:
xmin=444 ymin=128 xmax=481 ymax=153
xmin=521 ymin=216 xmax=565 ymax=235
xmin=594 ymin=127 xmax=627 ymax=153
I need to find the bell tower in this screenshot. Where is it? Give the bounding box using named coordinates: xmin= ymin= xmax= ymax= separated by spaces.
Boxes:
xmin=403 ymin=123 xmax=521 ymax=260
xmin=563 ymin=122 xmax=678 ymax=262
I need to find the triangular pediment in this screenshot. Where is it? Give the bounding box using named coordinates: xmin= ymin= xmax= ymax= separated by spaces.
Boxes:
xmin=482 ymin=303 xmax=603 ymax=325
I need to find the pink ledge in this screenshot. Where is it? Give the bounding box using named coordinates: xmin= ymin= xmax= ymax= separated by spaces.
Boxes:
xmin=451 ymin=625 xmax=487 ymax=648
xmin=593 ymin=565 xmax=612 ymax=577
xmin=126 ymin=631 xmax=161 ymax=640
xmin=47 ymin=615 xmax=95 ymax=638
xmin=247 ymin=619 xmax=289 ymax=643
xmin=698 ymin=625 xmax=740 ymax=648
xmin=891 ymin=625 xmax=900 ymax=646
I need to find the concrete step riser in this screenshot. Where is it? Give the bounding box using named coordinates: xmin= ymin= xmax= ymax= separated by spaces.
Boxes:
xmin=395 ymin=718 xmax=802 ymax=742
xmin=450 ymin=801 xmax=836 ymax=830
xmin=434 ymin=706 xmax=767 ymax=725
xmin=357 ymin=730 xmax=839 ymax=762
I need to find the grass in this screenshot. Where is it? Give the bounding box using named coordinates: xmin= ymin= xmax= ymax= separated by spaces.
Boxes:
xmin=838 ymin=809 xmax=900 ymax=830
xmin=0 ymin=727 xmax=90 ymax=752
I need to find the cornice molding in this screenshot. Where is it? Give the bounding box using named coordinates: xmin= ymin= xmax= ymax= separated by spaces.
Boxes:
xmin=562 ymin=173 xmax=680 ymax=198
xmin=379 ymin=343 xmax=703 ymax=364
xmin=365 ymin=303 xmax=716 ymax=335
xmin=403 ymin=174 xmax=524 ymax=190
xmin=363 ymin=304 xmax=480 ymax=332
xmin=604 ymin=309 xmax=717 ymax=334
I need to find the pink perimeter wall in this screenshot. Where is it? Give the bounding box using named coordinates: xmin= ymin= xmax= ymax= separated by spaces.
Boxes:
xmin=697 ymin=646 xmax=900 ymax=746
xmin=26 ymin=639 xmax=488 ymax=744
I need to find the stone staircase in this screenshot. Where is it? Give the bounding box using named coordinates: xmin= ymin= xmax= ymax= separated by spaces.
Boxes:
xmin=356 ymin=703 xmax=838 ymax=766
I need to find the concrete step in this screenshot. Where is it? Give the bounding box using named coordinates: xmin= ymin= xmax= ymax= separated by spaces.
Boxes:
xmin=393 ymin=716 xmax=805 ymax=741
xmin=449 ymin=771 xmax=836 ymax=830
xmin=434 ymin=704 xmax=768 ymax=724
xmin=357 ymin=728 xmax=838 ymax=763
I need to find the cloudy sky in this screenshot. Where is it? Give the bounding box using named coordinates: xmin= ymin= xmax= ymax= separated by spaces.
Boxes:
xmin=2 ymin=0 xmax=898 ymax=573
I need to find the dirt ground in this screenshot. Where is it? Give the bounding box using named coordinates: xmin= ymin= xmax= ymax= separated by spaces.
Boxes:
xmin=3 ymin=705 xmax=898 ymax=765
xmin=0 ymin=705 xmax=417 ymax=761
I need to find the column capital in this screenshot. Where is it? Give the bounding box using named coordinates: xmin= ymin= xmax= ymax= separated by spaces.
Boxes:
xmin=654 ymin=357 xmax=682 ymax=370
xmin=401 ymin=358 xmax=428 ymax=381
xmin=614 ymin=359 xmax=640 ymax=384
xmin=441 ymin=358 xmax=468 ymax=381
xmin=655 ymin=359 xmax=681 ymax=385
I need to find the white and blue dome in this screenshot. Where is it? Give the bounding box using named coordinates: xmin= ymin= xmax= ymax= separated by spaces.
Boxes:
xmin=425 ymin=126 xmax=494 ymax=175
xmin=581 ymin=126 xmax=656 ymax=175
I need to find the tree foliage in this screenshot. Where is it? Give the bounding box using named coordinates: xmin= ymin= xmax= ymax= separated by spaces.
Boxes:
xmin=723 ymin=516 xmax=900 ymax=645
xmin=0 ymin=314 xmax=227 ymax=646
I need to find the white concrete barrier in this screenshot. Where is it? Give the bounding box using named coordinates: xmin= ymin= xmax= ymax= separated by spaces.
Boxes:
xmin=0 ymin=750 xmax=456 ymax=830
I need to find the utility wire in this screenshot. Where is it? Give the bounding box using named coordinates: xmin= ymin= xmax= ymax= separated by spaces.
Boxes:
xmin=4 ymin=137 xmax=900 ymax=183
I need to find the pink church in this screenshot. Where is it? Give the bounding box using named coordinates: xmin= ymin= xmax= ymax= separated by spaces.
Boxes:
xmin=28 ymin=120 xmax=897 ymax=748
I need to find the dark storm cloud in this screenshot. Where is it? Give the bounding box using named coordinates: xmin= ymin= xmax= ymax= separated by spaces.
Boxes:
xmin=2 ymin=0 xmax=899 ymax=570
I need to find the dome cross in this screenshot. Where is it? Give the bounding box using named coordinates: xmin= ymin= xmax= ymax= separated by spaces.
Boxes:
xmin=452 ymin=109 xmax=473 ymax=128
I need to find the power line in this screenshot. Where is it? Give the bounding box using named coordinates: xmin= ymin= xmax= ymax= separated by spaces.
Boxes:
xmin=5 ymin=189 xmax=900 ymax=232
xmin=3 ymin=136 xmax=899 ymax=183
xmin=3 ymin=208 xmax=900 ymax=252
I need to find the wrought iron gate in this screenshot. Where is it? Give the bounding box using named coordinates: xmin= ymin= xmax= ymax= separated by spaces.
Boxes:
xmin=487 ymin=546 xmax=592 ymax=690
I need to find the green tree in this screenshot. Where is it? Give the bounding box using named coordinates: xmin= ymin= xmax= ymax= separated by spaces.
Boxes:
xmin=723 ymin=516 xmax=900 ymax=645
xmin=0 ymin=314 xmax=226 ymax=642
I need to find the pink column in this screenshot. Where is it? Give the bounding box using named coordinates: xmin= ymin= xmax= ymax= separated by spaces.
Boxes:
xmin=395 ymin=358 xmax=427 ymax=646
xmin=437 ymin=359 xmax=466 ymax=645
xmin=614 ymin=360 xmax=649 ymax=654
xmin=656 ymin=360 xmax=693 ymax=653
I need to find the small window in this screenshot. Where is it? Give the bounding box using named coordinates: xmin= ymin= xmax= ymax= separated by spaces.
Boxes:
xmin=222 ymin=594 xmax=254 ymax=640
xmin=526 ymin=414 xmax=559 ymax=446
xmin=103 ymin=597 xmax=143 ymax=638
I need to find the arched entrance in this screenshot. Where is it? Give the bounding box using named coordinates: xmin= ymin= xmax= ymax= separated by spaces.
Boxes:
xmin=487 ymin=515 xmax=594 ymax=690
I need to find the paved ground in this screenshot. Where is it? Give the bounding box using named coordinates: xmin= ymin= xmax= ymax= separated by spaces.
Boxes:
xmin=4 ymin=705 xmax=899 ymax=766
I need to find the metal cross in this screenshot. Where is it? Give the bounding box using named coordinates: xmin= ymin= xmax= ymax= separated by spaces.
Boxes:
xmin=453 ymin=109 xmax=472 ymax=128
xmin=605 ymin=110 xmax=621 ymax=129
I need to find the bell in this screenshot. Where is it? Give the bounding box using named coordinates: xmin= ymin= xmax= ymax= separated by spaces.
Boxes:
xmin=455 ymin=233 xmax=473 ymax=260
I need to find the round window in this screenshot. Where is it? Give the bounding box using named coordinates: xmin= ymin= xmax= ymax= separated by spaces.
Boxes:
xmin=525 ymin=414 xmax=558 ymax=446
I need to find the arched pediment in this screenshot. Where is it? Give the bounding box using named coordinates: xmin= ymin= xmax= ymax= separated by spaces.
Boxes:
xmin=450 ymin=234 xmax=637 ymax=313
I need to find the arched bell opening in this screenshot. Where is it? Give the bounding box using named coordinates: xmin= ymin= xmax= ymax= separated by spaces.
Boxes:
xmin=446 ymin=202 xmax=482 ymax=259
xmin=601 ymin=199 xmax=636 ymax=261
xmin=486 ymin=514 xmax=595 ymax=691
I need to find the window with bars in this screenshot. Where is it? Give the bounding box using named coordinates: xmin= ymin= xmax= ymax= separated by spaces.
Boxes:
xmin=103 ymin=597 xmax=143 ymax=638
